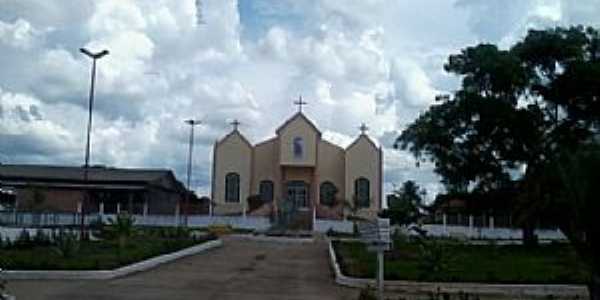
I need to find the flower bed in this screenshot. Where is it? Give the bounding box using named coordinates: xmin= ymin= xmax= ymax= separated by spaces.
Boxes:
xmin=333 ymin=239 xmax=589 ymax=284
xmin=0 ymin=227 xmax=216 ymax=271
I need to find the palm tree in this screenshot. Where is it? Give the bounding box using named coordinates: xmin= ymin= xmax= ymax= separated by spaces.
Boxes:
xmin=106 ymin=213 xmax=136 ymax=250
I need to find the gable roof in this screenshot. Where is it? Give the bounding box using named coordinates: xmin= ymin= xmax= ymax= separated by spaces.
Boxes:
xmin=320 ymin=139 xmax=345 ymax=152
xmin=215 ymin=129 xmax=253 ymax=148
xmin=345 ymin=134 xmax=380 ymax=151
xmin=275 ymin=112 xmax=322 ymax=136
xmin=254 ymin=136 xmax=277 ymax=148
xmin=0 ymin=164 xmax=186 ymax=192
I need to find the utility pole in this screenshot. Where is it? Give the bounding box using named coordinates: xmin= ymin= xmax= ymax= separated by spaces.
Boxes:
xmin=184 ymin=119 xmax=201 ymax=227
xmin=79 ymin=47 xmax=109 ymax=239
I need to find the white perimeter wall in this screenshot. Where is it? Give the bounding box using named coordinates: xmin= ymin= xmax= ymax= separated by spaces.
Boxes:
xmin=313 ymin=220 xmax=567 ymax=241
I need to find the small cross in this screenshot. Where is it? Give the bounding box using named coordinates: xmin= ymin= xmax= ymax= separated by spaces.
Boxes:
xmin=294 ymin=95 xmax=307 ymax=112
xmin=230 ymin=119 xmax=240 ymax=130
xmin=359 ymin=123 xmax=369 ymax=134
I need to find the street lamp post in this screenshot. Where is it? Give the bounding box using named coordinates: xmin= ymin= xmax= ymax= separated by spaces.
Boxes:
xmin=79 ymin=47 xmax=109 ymax=239
xmin=184 ymin=119 xmax=201 ymax=227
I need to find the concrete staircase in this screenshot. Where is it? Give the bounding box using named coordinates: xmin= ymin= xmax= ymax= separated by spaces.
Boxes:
xmin=287 ymin=210 xmax=313 ymax=231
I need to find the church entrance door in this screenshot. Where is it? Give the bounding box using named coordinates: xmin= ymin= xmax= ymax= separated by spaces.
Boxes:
xmin=286 ymin=181 xmax=309 ymax=210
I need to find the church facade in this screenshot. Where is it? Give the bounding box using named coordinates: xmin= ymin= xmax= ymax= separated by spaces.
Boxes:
xmin=211 ymin=111 xmax=382 ymax=220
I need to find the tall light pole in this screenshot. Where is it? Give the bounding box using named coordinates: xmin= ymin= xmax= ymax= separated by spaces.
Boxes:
xmin=79 ymin=47 xmax=109 ymax=239
xmin=184 ymin=119 xmax=202 ymax=227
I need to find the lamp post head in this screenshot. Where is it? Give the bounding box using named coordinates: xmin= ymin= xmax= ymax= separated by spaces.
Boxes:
xmin=80 ymin=48 xmax=110 ymax=59
xmin=98 ymin=49 xmax=109 ymax=58
xmin=185 ymin=119 xmax=202 ymax=126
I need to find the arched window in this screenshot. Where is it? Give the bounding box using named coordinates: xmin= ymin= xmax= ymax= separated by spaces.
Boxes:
xmin=293 ymin=137 xmax=304 ymax=159
xmin=259 ymin=180 xmax=274 ymax=202
xmin=225 ymin=173 xmax=240 ymax=203
xmin=320 ymin=181 xmax=337 ymax=206
xmin=354 ymin=177 xmax=370 ymax=208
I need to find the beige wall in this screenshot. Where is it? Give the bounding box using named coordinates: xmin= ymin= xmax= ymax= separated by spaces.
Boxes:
xmin=316 ymin=140 xmax=346 ymax=205
xmin=213 ymin=131 xmax=252 ymax=215
xmin=251 ymin=138 xmax=278 ymax=196
xmin=278 ymin=115 xmax=318 ymax=166
xmin=282 ymin=167 xmax=313 ymax=182
xmin=345 ymin=135 xmax=382 ymax=217
xmin=211 ymin=113 xmax=383 ymax=219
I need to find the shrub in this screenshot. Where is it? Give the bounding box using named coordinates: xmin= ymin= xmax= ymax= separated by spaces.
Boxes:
xmin=34 ymin=229 xmax=51 ymax=247
xmin=416 ymin=236 xmax=458 ymax=281
xmin=104 ymin=213 xmax=136 ymax=250
xmin=326 ymin=228 xmax=334 ymax=237
xmin=88 ymin=217 xmax=104 ymax=237
xmin=392 ymin=228 xmax=409 ymax=246
xmin=52 ymin=230 xmax=80 ymax=258
xmin=246 ymin=194 xmax=264 ymax=213
xmin=14 ymin=229 xmax=32 ymax=249
xmin=1 ymin=238 xmax=10 ymax=250
xmin=175 ymin=227 xmax=190 ymax=239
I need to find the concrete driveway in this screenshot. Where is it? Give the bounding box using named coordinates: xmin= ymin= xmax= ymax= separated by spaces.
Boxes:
xmin=7 ymin=236 xmax=357 ymax=300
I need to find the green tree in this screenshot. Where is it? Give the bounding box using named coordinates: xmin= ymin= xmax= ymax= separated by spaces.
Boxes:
xmin=396 ymin=25 xmax=600 ymax=298
xmin=398 ymin=26 xmax=599 ymax=192
xmin=380 ymin=180 xmax=425 ymax=226
xmin=521 ymin=145 xmax=600 ymax=298
xmin=105 ymin=213 xmax=136 ymax=251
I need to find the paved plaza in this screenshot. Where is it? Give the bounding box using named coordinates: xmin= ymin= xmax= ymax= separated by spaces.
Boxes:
xmin=7 ymin=236 xmax=357 ymax=300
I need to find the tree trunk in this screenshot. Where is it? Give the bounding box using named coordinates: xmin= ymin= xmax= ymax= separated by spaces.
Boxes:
xmin=522 ymin=223 xmax=538 ymax=247
xmin=590 ymin=272 xmax=600 ymax=300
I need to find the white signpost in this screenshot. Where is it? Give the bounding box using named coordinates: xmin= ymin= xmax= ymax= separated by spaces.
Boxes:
xmin=357 ymin=218 xmax=391 ymax=300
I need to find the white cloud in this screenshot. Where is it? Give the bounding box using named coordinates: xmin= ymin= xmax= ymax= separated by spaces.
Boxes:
xmin=0 ymin=87 xmax=79 ymax=163
xmin=389 ymin=58 xmax=439 ymax=108
xmin=0 ymin=18 xmax=42 ymax=50
xmin=1 ymin=0 xmax=599 ymax=198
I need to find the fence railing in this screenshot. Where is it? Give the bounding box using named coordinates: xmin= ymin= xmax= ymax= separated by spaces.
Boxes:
xmin=0 ymin=211 xmax=270 ymax=231
xmin=0 ymin=211 xmax=567 ymax=241
xmin=418 ymin=224 xmax=566 ymax=240
xmin=0 ymin=211 xmax=101 ymax=227
xmin=312 ymin=219 xmax=567 ymax=241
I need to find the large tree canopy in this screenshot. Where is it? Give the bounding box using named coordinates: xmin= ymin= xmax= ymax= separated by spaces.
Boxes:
xmin=396 ymin=26 xmax=599 ymax=192
xmin=395 ymin=26 xmax=600 ymax=299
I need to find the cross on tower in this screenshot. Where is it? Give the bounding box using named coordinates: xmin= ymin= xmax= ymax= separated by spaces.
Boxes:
xmin=294 ymin=95 xmax=307 ymax=112
xmin=359 ymin=123 xmax=369 ymax=135
xmin=230 ymin=119 xmax=240 ymax=130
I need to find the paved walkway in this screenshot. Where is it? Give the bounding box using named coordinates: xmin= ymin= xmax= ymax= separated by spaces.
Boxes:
xmin=7 ymin=236 xmax=357 ymax=300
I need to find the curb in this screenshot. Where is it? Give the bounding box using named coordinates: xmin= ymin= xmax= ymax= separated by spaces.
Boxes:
xmin=3 ymin=239 xmax=223 ymax=280
xmin=327 ymin=239 xmax=588 ymax=298
xmin=230 ymin=234 xmax=314 ymax=244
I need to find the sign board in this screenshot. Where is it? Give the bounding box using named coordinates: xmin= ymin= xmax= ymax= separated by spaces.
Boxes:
xmin=358 ymin=218 xmax=392 ymax=252
xmin=367 ymin=241 xmax=392 ymax=252
xmin=357 ymin=218 xmax=391 ymax=300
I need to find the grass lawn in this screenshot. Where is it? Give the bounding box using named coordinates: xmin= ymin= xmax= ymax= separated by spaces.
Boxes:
xmin=333 ymin=240 xmax=590 ymax=284
xmin=0 ymin=229 xmax=216 ymax=271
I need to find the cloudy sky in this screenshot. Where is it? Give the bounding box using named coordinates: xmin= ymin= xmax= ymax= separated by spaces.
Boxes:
xmin=1 ymin=0 xmax=599 ymax=201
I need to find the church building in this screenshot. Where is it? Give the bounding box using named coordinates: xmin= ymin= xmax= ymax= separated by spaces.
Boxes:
xmin=211 ymin=102 xmax=383 ymax=221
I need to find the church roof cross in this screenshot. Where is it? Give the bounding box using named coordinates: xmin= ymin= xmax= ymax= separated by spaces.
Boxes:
xmin=230 ymin=119 xmax=241 ymax=131
xmin=359 ymin=123 xmax=369 ymax=135
xmin=294 ymin=95 xmax=308 ymax=112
